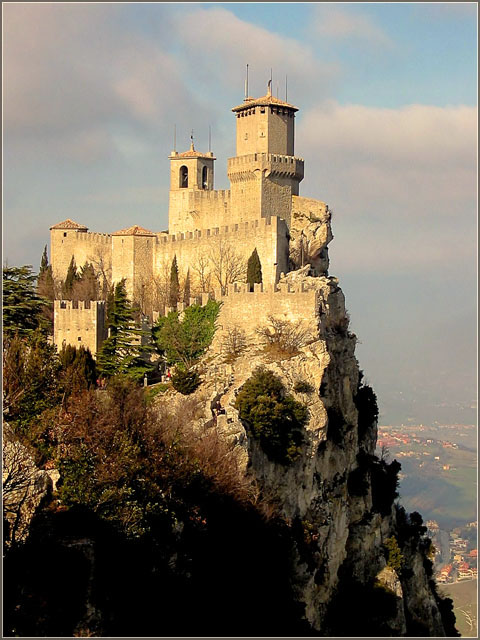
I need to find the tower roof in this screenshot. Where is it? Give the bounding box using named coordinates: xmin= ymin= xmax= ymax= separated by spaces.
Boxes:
xmin=232 ymin=93 xmax=298 ymax=113
xmin=112 ymin=225 xmax=156 ymax=237
xmin=50 ymin=218 xmax=88 ymax=230
xmin=169 ymin=140 xmax=215 ymax=160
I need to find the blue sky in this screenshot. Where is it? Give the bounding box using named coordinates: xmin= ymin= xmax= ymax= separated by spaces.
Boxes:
xmin=3 ymin=2 xmax=477 ymax=426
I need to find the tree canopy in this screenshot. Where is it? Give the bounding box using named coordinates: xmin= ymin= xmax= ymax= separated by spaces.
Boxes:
xmin=3 ymin=265 xmax=49 ymax=337
xmin=247 ymin=248 xmax=262 ymax=287
xmin=152 ymin=299 xmax=220 ymax=369
xmin=97 ymin=279 xmax=152 ymax=380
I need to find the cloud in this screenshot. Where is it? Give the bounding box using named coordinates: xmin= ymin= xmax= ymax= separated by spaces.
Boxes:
xmin=311 ymin=6 xmax=394 ymax=48
xmin=173 ymin=7 xmax=339 ymax=101
xmin=3 ymin=3 xmax=203 ymax=162
xmin=296 ymin=102 xmax=477 ymax=273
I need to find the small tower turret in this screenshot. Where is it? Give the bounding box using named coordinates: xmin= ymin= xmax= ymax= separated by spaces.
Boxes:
xmin=168 ymin=137 xmax=216 ymax=234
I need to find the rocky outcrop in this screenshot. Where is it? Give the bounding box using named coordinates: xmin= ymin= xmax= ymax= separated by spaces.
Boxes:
xmin=182 ymin=265 xmax=454 ymax=636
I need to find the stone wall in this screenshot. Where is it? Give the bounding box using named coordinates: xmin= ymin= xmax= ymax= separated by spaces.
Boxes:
xmin=50 ymin=229 xmax=112 ymax=282
xmin=213 ymin=282 xmax=320 ymax=346
xmin=153 ymin=216 xmax=289 ymax=291
xmin=54 ymin=300 xmax=107 ymax=357
xmin=168 ymin=188 xmax=231 ymax=235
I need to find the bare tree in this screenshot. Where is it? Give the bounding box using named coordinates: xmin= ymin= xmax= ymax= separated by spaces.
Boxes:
xmin=190 ymin=250 xmax=212 ymax=295
xmin=256 ymin=315 xmax=313 ymax=356
xmin=209 ymin=238 xmax=247 ymax=292
xmin=3 ymin=427 xmax=46 ymax=547
xmin=220 ymin=325 xmax=249 ymax=363
xmin=88 ymin=246 xmax=112 ymax=299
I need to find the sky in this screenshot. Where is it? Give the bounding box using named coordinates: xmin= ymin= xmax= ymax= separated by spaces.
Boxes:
xmin=3 ymin=2 xmax=478 ymax=426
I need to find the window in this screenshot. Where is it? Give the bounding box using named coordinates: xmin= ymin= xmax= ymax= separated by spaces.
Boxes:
xmin=180 ymin=165 xmax=188 ymax=188
xmin=78 ymin=336 xmax=82 ymax=341
xmin=202 ymin=166 xmax=208 ymax=189
xmin=260 ymin=107 xmax=265 ymax=113
xmin=64 ymin=232 xmax=67 ymax=237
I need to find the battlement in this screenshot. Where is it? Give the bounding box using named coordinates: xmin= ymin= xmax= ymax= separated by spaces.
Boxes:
xmin=54 ymin=300 xmax=107 ymax=357
xmin=73 ymin=231 xmax=112 ymax=245
xmin=190 ymin=189 xmax=230 ymax=202
xmin=157 ymin=216 xmax=279 ymax=244
xmin=227 ymin=153 xmax=304 ymax=168
xmin=55 ymin=300 xmax=106 ymax=311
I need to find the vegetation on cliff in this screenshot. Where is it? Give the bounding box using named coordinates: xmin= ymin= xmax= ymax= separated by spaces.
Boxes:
xmin=235 ymin=367 xmax=308 ymax=465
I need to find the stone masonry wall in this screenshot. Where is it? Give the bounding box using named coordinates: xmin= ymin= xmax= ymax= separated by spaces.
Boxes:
xmin=50 ymin=229 xmax=112 ymax=282
xmin=54 ymin=300 xmax=107 ymax=357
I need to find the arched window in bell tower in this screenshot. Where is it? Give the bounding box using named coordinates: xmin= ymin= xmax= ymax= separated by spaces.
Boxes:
xmin=202 ymin=166 xmax=208 ymax=190
xmin=180 ymin=166 xmax=188 ymax=188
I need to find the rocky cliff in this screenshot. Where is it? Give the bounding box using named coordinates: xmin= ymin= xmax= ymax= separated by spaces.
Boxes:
xmin=187 ymin=265 xmax=456 ymax=636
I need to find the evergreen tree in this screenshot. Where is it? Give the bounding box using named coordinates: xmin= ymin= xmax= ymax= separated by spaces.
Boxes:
xmin=39 ymin=245 xmax=49 ymax=274
xmin=169 ymin=255 xmax=180 ymax=308
xmin=183 ymin=268 xmax=191 ymax=305
xmin=3 ymin=265 xmax=49 ymax=337
xmin=97 ymin=279 xmax=152 ymax=380
xmin=62 ymin=256 xmax=79 ymax=300
xmin=59 ymin=344 xmax=97 ymax=395
xmin=74 ymin=262 xmax=98 ymax=302
xmin=246 ymin=248 xmax=262 ymax=288
xmin=37 ymin=247 xmax=55 ymax=334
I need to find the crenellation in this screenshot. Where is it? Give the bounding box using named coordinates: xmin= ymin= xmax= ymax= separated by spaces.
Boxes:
xmin=51 ymin=88 xmax=332 ymax=356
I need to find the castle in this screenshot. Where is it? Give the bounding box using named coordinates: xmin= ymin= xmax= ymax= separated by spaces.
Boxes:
xmin=52 ymin=84 xmax=334 ymax=356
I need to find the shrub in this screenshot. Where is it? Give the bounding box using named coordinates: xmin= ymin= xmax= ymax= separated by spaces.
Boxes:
xmin=234 ymin=367 xmax=308 ymax=465
xmin=171 ymin=369 xmax=201 ymax=395
xmin=293 ymin=380 xmax=315 ymax=395
xmin=220 ymin=326 xmax=248 ymax=363
xmin=354 ymin=382 xmax=379 ymax=441
xmin=371 ymin=457 xmax=401 ymax=516
xmin=153 ymin=300 xmax=221 ymax=368
xmin=384 ymin=536 xmax=404 ymax=572
xmin=256 ymin=315 xmax=312 ymax=358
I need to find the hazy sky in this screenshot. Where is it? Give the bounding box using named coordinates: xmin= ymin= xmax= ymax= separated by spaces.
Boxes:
xmin=3 ymin=2 xmax=477 ymax=426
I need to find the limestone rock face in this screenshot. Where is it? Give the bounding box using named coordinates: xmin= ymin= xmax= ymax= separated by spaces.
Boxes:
xmin=184 ymin=267 xmax=452 ymax=636
xmin=289 ymin=199 xmax=333 ymax=275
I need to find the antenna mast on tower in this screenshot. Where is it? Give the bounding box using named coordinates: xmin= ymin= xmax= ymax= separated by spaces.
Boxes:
xmin=245 ymin=63 xmax=249 ymax=99
xmin=208 ymin=125 xmax=211 ymax=152
xmin=173 ymin=124 xmax=176 ymax=152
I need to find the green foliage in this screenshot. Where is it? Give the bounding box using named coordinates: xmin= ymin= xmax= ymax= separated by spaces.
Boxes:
xmin=61 ymin=256 xmax=79 ymax=300
xmin=354 ymin=380 xmax=379 ymax=441
xmin=234 ymin=367 xmax=307 ymax=465
xmin=246 ymin=248 xmax=262 ymax=287
xmin=76 ymin=262 xmax=98 ymax=302
xmin=183 ymin=268 xmax=191 ymax=305
xmin=293 ymin=380 xmax=315 ymax=394
xmin=152 ymin=299 xmax=221 ymax=369
xmin=3 ymin=265 xmax=50 ymax=336
xmin=97 ymin=279 xmax=153 ymax=381
xmin=384 ymin=536 xmax=404 ymax=572
xmin=3 ymin=331 xmax=61 ymax=427
xmin=171 ymin=369 xmax=201 ymax=395
xmin=39 ymin=245 xmax=49 ymax=274
xmin=58 ymin=344 xmax=97 ymax=395
xmin=371 ymin=455 xmax=401 ymax=516
xmin=169 ymin=255 xmax=180 ymax=308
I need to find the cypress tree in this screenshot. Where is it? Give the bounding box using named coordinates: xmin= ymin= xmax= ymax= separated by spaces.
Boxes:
xmin=169 ymin=255 xmax=180 ymax=308
xmin=39 ymin=245 xmax=49 ymax=274
xmin=76 ymin=262 xmax=98 ymax=302
xmin=247 ymin=248 xmax=262 ymax=288
xmin=62 ymin=256 xmax=79 ymax=300
xmin=183 ymin=268 xmax=191 ymax=305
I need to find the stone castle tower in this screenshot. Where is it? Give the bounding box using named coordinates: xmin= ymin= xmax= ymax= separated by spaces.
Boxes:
xmin=51 ymin=85 xmax=332 ymax=354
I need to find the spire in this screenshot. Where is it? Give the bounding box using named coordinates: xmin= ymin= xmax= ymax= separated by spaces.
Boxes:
xmin=190 ymin=129 xmax=195 ymax=151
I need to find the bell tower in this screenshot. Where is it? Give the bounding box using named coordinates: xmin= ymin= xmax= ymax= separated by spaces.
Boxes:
xmin=168 ymin=138 xmax=216 ymax=233
xmin=227 ymin=84 xmax=304 ymax=227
